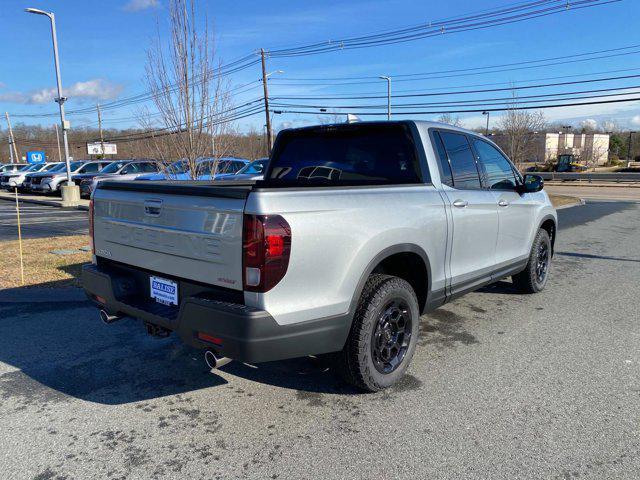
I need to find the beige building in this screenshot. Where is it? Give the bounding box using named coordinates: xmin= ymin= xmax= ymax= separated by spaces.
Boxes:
xmin=535 ymin=133 xmax=610 ymax=166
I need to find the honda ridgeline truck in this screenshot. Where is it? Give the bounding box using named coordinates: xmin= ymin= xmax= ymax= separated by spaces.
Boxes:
xmin=82 ymin=121 xmax=557 ymax=392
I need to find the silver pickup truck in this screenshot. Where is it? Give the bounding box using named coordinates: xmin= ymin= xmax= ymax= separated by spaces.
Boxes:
xmin=82 ymin=121 xmax=557 ymax=391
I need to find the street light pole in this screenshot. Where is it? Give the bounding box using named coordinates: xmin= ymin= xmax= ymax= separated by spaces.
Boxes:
xmin=482 ymin=111 xmax=490 ymax=135
xmin=54 ymin=123 xmax=62 ymax=162
xmin=379 ymin=76 xmax=391 ymax=120
xmin=26 ymin=7 xmax=78 ymax=205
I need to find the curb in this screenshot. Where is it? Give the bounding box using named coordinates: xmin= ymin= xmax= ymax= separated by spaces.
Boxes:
xmin=0 ymin=193 xmax=89 ymax=211
xmin=545 ymin=182 xmax=640 ymax=189
xmin=0 ymin=286 xmax=87 ymax=303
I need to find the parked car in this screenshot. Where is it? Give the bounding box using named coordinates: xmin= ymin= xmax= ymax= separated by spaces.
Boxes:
xmin=136 ymin=157 xmax=249 ymax=181
xmin=21 ymin=162 xmax=64 ymax=191
xmin=82 ymin=121 xmax=556 ymax=392
xmin=1 ymin=162 xmax=51 ymax=190
xmin=0 ymin=163 xmax=28 ymax=174
xmin=31 ymin=161 xmax=110 ymax=195
xmin=217 ymin=158 xmax=269 ymax=181
xmin=27 ymin=163 xmax=68 ymax=191
xmin=77 ymin=160 xmax=159 ymax=198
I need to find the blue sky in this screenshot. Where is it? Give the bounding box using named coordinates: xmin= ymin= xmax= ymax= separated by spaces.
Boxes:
xmin=1 ymin=0 xmax=639 ymax=134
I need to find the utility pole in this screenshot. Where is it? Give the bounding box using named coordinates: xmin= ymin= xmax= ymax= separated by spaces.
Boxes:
xmin=483 ymin=111 xmax=490 ymax=135
xmin=97 ymin=103 xmax=105 ymax=158
xmin=260 ymin=48 xmax=272 ymax=152
xmin=627 ymin=131 xmax=635 ymax=160
xmin=379 ymin=76 xmax=391 ymax=120
xmin=54 ymin=123 xmax=62 ymax=162
xmin=5 ymin=112 xmax=19 ymax=163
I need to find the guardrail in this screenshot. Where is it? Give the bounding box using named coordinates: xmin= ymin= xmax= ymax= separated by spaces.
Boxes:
xmin=533 ymin=172 xmax=640 ymax=183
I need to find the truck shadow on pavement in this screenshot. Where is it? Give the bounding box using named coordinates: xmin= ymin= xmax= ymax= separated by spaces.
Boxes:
xmin=556 ymin=251 xmax=640 ymax=263
xmin=0 ymin=296 xmax=362 ymax=406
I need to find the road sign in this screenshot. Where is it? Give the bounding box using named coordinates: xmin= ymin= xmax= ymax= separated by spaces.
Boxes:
xmin=87 ymin=143 xmax=117 ymax=155
xmin=26 ymin=151 xmax=46 ymax=164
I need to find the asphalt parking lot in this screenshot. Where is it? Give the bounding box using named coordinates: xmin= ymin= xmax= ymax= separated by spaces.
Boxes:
xmin=0 ymin=200 xmax=639 ymax=479
xmin=0 ymin=200 xmax=88 ymax=241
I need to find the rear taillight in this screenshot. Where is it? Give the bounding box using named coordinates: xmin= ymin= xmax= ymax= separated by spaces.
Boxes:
xmin=242 ymin=214 xmax=291 ymax=292
xmin=89 ymin=199 xmax=95 ymax=256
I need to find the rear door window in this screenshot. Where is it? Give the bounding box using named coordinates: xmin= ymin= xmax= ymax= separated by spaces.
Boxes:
xmin=438 ymin=131 xmax=482 ymax=190
xmin=267 ymin=123 xmax=424 ymax=186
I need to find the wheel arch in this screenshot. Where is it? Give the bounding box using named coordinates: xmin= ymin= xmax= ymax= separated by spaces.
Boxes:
xmin=538 ymin=214 xmax=557 ymax=255
xmin=348 ymin=244 xmax=432 ymax=320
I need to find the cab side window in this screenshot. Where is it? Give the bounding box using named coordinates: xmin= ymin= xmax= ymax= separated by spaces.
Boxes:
xmin=472 ymin=139 xmax=518 ymax=190
xmin=81 ymin=163 xmax=101 ymax=173
xmin=142 ymin=162 xmax=158 ymax=172
xmin=122 ymin=163 xmax=142 ymax=174
xmin=438 ymin=131 xmax=482 ymax=190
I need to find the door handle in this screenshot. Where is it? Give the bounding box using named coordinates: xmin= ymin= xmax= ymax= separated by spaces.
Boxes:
xmin=453 ymin=199 xmax=468 ymax=208
xmin=498 ymin=200 xmax=509 ymax=207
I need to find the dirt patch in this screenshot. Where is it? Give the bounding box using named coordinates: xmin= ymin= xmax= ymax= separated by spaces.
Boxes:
xmin=549 ymin=194 xmax=581 ymax=208
xmin=0 ymin=235 xmax=90 ymax=289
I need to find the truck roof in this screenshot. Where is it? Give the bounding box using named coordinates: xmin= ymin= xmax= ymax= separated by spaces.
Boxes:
xmin=279 ymin=119 xmax=475 ymax=136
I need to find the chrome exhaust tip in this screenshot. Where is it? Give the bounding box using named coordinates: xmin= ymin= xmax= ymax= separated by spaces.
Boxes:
xmin=99 ymin=309 xmax=122 ymax=325
xmin=204 ymin=350 xmax=231 ymax=370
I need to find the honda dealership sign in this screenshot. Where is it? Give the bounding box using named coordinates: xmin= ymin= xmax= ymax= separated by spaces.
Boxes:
xmin=87 ymin=143 xmax=117 ymax=155
xmin=26 ymin=151 xmax=46 ymax=164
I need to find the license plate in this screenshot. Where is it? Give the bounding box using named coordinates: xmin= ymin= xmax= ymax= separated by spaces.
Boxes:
xmin=150 ymin=276 xmax=178 ymax=306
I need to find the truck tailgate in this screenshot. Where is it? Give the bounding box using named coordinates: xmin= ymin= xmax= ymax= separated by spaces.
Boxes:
xmin=92 ymin=181 xmax=251 ymax=290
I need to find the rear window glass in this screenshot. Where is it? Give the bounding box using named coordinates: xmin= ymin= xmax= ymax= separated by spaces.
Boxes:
xmin=267 ymin=124 xmax=424 ymax=186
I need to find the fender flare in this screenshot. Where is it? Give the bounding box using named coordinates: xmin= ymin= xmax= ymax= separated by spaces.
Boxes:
xmin=346 ymin=243 xmax=433 ymax=322
xmin=537 ymin=214 xmax=557 ymax=254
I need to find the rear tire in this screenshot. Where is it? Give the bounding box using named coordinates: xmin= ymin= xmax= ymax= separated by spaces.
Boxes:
xmin=512 ymin=228 xmax=551 ymax=294
xmin=339 ymin=274 xmax=420 ymax=392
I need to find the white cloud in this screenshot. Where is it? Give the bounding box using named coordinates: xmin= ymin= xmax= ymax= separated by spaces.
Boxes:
xmin=123 ymin=0 xmax=160 ymax=12
xmin=580 ymin=119 xmax=598 ymax=130
xmin=0 ymin=79 xmax=123 ymax=104
xmin=631 ymin=115 xmax=640 ymax=127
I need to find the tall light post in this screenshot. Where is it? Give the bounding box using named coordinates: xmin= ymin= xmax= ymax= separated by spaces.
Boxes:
xmin=379 ymin=76 xmax=391 ymax=120
xmin=25 ymin=7 xmax=78 ymax=205
xmin=482 ymin=111 xmax=490 ymax=135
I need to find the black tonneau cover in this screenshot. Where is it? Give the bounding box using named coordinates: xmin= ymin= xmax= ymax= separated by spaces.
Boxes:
xmin=97 ymin=179 xmax=257 ymax=199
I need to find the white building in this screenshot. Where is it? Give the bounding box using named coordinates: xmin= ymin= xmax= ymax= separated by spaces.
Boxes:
xmin=539 ymin=133 xmax=610 ymax=165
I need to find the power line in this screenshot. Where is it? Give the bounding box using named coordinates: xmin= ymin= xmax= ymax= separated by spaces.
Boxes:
xmin=271 ymin=67 xmax=640 ymax=99
xmin=271 ymin=85 xmax=640 ymax=110
xmin=272 ymin=48 xmax=640 ymax=89
xmin=272 ymin=73 xmax=640 ymax=101
xmin=268 ymin=0 xmax=620 ymax=57
xmin=275 ymin=96 xmax=640 ymax=116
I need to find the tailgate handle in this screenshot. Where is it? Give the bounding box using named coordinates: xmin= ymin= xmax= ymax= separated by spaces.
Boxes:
xmin=144 ymin=199 xmax=163 ymax=216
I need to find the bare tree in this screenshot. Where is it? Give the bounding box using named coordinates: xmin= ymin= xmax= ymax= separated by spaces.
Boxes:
xmin=437 ymin=113 xmax=463 ymax=128
xmin=497 ymin=92 xmax=546 ymax=168
xmin=140 ymin=0 xmax=235 ymax=179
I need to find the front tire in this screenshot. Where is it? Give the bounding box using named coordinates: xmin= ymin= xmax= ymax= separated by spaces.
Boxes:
xmin=339 ymin=274 xmax=420 ymax=392
xmin=512 ymin=228 xmax=551 ymax=293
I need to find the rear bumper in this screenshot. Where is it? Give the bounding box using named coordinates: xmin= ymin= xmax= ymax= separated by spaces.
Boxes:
xmin=81 ymin=263 xmax=349 ymax=363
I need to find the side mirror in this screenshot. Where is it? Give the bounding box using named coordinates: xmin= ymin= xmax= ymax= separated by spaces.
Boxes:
xmin=520 ymin=174 xmax=544 ymax=193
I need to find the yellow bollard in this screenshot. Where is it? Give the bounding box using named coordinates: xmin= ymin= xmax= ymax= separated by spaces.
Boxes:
xmin=14 ymin=188 xmax=25 ymax=286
